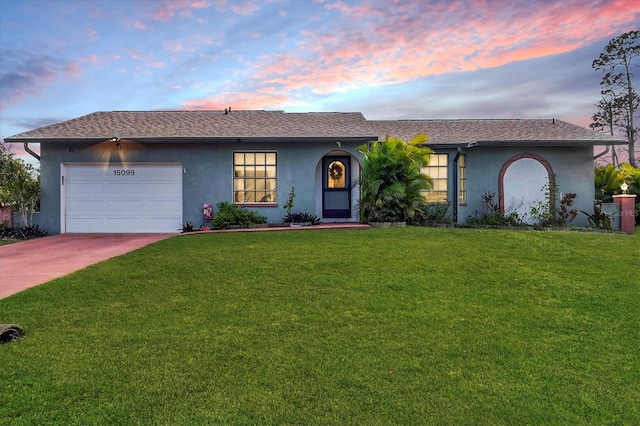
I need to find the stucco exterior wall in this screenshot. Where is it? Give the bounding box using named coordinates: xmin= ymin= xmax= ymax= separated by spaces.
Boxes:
xmin=39 ymin=141 xmax=364 ymax=234
xmin=38 ymin=141 xmax=596 ymax=233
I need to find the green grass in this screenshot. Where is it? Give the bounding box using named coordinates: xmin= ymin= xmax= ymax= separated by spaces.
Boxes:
xmin=1 ymin=227 xmax=639 ymax=425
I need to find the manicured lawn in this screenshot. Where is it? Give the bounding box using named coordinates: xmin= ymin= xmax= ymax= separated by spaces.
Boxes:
xmin=1 ymin=227 xmax=639 ymax=425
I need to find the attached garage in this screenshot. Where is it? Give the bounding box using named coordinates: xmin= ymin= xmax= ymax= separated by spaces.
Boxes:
xmin=61 ymin=163 xmax=183 ymax=233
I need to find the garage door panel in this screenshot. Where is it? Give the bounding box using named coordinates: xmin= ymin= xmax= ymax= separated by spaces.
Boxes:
xmin=108 ymin=201 xmax=145 ymax=212
xmin=68 ymin=182 xmax=104 ymax=196
xmin=64 ymin=163 xmax=182 ymax=233
xmin=145 ymin=200 xmax=183 ymax=214
xmin=68 ymin=165 xmax=109 ymax=179
xmin=145 ymin=182 xmax=182 ymax=194
xmin=67 ymin=218 xmax=105 ymax=232
xmin=144 ymin=217 xmax=182 ymax=231
xmin=143 ymin=167 xmax=183 ymax=179
xmin=105 ymin=218 xmax=145 ymax=232
xmin=106 ymin=183 xmax=144 ymax=195
xmin=68 ymin=200 xmax=104 ymax=213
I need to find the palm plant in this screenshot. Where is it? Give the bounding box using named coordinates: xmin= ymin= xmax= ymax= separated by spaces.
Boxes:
xmin=356 ymin=134 xmax=433 ymax=223
xmin=594 ymin=164 xmax=624 ymax=202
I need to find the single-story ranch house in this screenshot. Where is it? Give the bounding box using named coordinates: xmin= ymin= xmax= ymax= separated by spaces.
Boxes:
xmin=5 ymin=110 xmax=625 ymax=233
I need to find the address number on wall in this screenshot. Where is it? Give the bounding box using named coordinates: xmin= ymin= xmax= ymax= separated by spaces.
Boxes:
xmin=113 ymin=169 xmax=136 ymax=176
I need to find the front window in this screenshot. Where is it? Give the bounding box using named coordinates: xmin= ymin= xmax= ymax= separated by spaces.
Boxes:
xmin=234 ymin=152 xmax=277 ymax=203
xmin=421 ymin=153 xmax=448 ymax=203
xmin=459 ymin=154 xmax=467 ymax=204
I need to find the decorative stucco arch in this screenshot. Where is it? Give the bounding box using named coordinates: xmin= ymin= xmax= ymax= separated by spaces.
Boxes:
xmin=499 ymin=153 xmax=554 ymax=221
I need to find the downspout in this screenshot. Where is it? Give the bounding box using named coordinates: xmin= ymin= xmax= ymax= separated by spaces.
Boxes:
xmin=452 ymin=147 xmax=461 ymax=224
xmin=23 ymin=142 xmax=40 ymax=161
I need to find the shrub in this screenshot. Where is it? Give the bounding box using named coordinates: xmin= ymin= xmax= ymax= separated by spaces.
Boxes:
xmin=212 ymin=202 xmax=266 ymax=229
xmin=0 ymin=223 xmax=49 ymax=240
xmin=283 ymin=212 xmax=321 ymax=225
xmin=466 ymin=191 xmax=524 ymax=227
xmin=581 ymin=201 xmax=613 ymax=230
xmin=556 ymin=193 xmax=578 ymax=226
xmin=356 ymin=134 xmax=433 ymax=223
xmin=409 ymin=203 xmax=451 ymax=225
xmin=179 ymin=222 xmax=197 ymax=233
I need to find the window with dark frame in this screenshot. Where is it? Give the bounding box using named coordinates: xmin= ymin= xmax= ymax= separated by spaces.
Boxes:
xmin=233 ymin=152 xmax=277 ymax=203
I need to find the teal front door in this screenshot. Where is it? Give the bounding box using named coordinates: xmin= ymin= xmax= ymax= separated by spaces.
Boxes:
xmin=322 ymin=156 xmax=351 ymax=218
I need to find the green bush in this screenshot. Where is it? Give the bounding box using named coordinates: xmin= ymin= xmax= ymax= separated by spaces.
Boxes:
xmin=466 ymin=191 xmax=525 ymax=227
xmin=356 ymin=134 xmax=433 ymax=223
xmin=409 ymin=203 xmax=451 ymax=225
xmin=283 ymin=212 xmax=321 ymax=225
xmin=211 ymin=202 xmax=266 ymax=229
xmin=0 ymin=222 xmax=49 ymax=240
xmin=594 ymin=163 xmax=640 ymax=224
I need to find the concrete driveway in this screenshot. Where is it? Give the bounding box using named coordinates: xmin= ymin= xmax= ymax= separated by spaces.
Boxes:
xmin=0 ymin=234 xmax=174 ymax=299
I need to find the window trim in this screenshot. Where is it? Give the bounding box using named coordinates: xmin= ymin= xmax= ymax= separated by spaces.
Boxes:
xmin=233 ymin=151 xmax=278 ymax=206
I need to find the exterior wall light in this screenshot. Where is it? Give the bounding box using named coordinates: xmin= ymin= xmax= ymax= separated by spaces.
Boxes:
xmin=620 ymin=181 xmax=628 ymax=194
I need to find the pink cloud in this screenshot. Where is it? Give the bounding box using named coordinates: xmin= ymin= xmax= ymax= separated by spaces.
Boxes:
xmin=64 ymin=62 xmax=82 ymax=76
xmin=154 ymin=0 xmax=211 ymax=21
xmin=214 ymin=0 xmax=260 ymax=15
xmin=86 ymin=54 xmax=99 ymax=64
xmin=133 ymin=20 xmax=150 ymax=30
xmin=181 ymin=90 xmax=303 ymax=110
xmin=241 ymin=0 xmax=640 ymax=98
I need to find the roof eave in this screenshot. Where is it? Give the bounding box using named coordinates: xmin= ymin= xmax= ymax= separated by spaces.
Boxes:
xmin=465 ymin=139 xmax=628 ymax=148
xmin=4 ymin=136 xmax=377 ymax=144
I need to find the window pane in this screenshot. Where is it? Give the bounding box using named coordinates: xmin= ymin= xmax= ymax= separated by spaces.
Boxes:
xmin=328 ymin=161 xmax=346 ymax=188
xmin=266 ymin=153 xmax=276 ymax=164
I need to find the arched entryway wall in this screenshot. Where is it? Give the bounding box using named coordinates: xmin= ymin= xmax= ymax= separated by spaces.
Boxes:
xmin=499 ymin=153 xmax=553 ymax=224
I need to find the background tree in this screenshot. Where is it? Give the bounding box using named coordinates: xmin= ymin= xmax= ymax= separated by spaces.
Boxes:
xmin=592 ymin=30 xmax=639 ymax=167
xmin=590 ymin=90 xmax=621 ymax=166
xmin=356 ymin=134 xmax=433 ymax=223
xmin=0 ymin=142 xmax=41 ymax=226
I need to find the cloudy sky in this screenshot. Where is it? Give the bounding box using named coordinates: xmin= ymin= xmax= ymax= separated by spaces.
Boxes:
xmin=1 ymin=0 xmax=639 ymax=158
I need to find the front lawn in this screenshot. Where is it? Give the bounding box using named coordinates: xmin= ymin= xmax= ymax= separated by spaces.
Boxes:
xmin=1 ymin=228 xmax=638 ymax=424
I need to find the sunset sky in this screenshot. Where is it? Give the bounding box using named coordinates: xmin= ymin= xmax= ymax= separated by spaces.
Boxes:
xmin=1 ymin=0 xmax=639 ymax=157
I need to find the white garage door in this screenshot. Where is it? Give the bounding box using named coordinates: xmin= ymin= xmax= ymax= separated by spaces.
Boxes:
xmin=63 ymin=163 xmax=183 ymax=233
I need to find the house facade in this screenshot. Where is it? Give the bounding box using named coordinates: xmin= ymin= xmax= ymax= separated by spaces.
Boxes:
xmin=5 ymin=110 xmax=625 ymax=233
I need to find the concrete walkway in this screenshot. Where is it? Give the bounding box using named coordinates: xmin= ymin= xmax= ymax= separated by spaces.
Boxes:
xmin=0 ymin=223 xmax=370 ymax=299
xmin=0 ymin=234 xmax=173 ymax=299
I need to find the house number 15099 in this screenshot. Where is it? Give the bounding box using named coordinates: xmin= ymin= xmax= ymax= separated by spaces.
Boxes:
xmin=113 ymin=170 xmax=135 ymax=176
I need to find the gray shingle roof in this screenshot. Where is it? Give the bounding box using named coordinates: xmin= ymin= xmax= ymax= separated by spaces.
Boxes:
xmin=5 ymin=110 xmax=626 ymax=146
xmin=368 ymin=119 xmax=626 ymax=146
xmin=5 ymin=110 xmax=374 ymax=141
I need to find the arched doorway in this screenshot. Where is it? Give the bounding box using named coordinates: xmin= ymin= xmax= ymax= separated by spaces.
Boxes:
xmin=499 ymin=153 xmax=553 ymax=224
